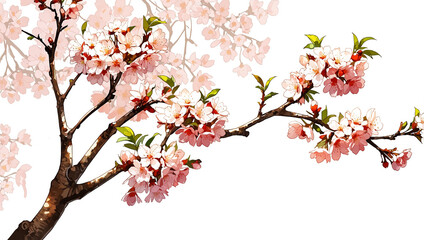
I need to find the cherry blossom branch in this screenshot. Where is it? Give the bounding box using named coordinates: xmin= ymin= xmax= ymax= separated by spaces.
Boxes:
xmin=371 ymin=129 xmax=417 ymax=141
xmin=62 ymin=72 xmax=83 ymax=99
xmin=68 ymin=100 xmax=161 ymax=182
xmin=160 ymin=125 xmax=179 ymax=149
xmin=21 ymin=30 xmax=48 ymax=50
xmin=69 ymin=73 xmax=122 ymax=136
xmin=67 ymin=165 xmax=125 ymax=202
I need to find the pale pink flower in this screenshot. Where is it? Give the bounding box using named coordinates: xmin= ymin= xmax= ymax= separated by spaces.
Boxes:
xmin=27 ymin=45 xmax=49 ymax=72
xmin=305 ymin=59 xmax=325 ymax=86
xmin=65 ymin=4 xmax=83 ymax=20
xmin=176 ymin=88 xmax=200 ymax=106
xmin=106 ymin=53 xmax=126 ymax=76
xmin=228 ymin=15 xmax=240 ymax=31
xmin=366 ymin=108 xmax=383 ymax=135
xmin=329 ymin=118 xmax=352 ymax=138
xmin=255 ymin=8 xmax=268 ymax=25
xmin=168 ymin=53 xmax=182 ymax=67
xmin=234 ymin=35 xmax=246 ymax=47
xmin=31 ymin=81 xmax=50 ymax=98
xmin=113 ymin=0 xmax=134 ymax=17
xmin=233 ymin=63 xmax=252 ymax=77
xmin=128 ymin=160 xmax=150 ymax=183
xmin=120 ymin=150 xmax=137 ymax=164
xmin=170 ymin=68 xmax=189 ymax=85
xmin=138 ymin=144 xmax=161 ymax=170
xmin=210 ymin=98 xmax=229 ymax=118
xmin=211 ymin=35 xmax=231 ymax=50
xmin=190 ymin=101 xmax=213 ymax=123
xmin=355 ymin=61 xmax=369 ymax=77
xmin=196 ymin=131 xmax=215 ymax=147
xmin=164 ymin=103 xmax=187 ymax=126
xmin=328 ymin=48 xmax=352 ymax=68
xmin=416 ymin=114 xmax=424 ymax=130
xmin=193 ymin=71 xmax=215 ymax=91
xmin=282 ymin=73 xmax=303 ymax=99
xmin=87 ymin=73 xmax=108 ymax=85
xmin=1 ymin=90 xmax=20 ymax=104
xmin=287 ymin=122 xmax=303 ymax=139
xmin=349 ymin=130 xmax=370 ymax=154
xmin=5 ymin=23 xmax=21 ymax=40
xmin=1 ymin=179 xmax=13 ymax=194
xmin=394 ymin=149 xmax=412 ymax=169
xmin=258 ymin=38 xmax=271 ymax=55
xmin=266 ymin=0 xmax=279 ymax=16
xmin=188 ymin=53 xmax=201 ymax=72
xmin=331 ymin=138 xmax=349 ymax=161
xmin=0 ymin=77 xmax=8 ymax=90
xmin=310 ymin=149 xmax=331 ymax=163
xmin=193 ymin=6 xmax=211 ymax=24
xmin=159 ymin=9 xmax=177 ymax=21
xmin=314 ymin=46 xmax=331 ymax=60
xmin=215 ymin=0 xmax=230 ymax=17
xmin=95 ymin=39 xmax=114 ymax=59
xmin=202 ymin=26 xmax=220 ymax=40
xmin=345 ymin=108 xmax=367 ymax=131
xmin=12 ymin=72 xmax=33 ymax=94
xmin=16 ymin=164 xmax=31 ymax=197
xmin=144 ymin=185 xmax=167 ymax=203
xmin=149 ymin=28 xmax=168 ymax=51
xmin=343 ymin=78 xmax=365 ymax=94
xmin=140 ymin=53 xmax=160 ymax=73
xmin=220 ymin=48 xmax=237 ymax=62
xmin=122 ymin=62 xmax=141 ymax=84
xmin=240 ymin=15 xmax=253 ymax=33
xmin=200 ymin=54 xmax=214 ymax=67
xmin=212 ymin=119 xmax=226 ymax=141
xmin=243 ymin=42 xmax=256 ymax=61
xmin=105 ymin=19 xmax=127 ymax=34
xmin=87 ymin=58 xmax=107 ymax=75
xmin=17 ymin=130 xmax=31 ymax=146
xmin=118 ymin=32 xmax=142 ymax=55
xmin=213 ymin=14 xmax=226 ymax=26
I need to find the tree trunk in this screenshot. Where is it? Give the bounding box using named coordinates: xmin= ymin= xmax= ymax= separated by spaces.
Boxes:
xmin=9 ymin=175 xmax=72 ymax=240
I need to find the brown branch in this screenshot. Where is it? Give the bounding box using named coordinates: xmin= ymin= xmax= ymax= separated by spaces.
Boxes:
xmin=371 ymin=129 xmax=417 ymax=141
xmin=160 ymin=125 xmax=179 ymax=149
xmin=69 ymin=73 xmax=122 ymax=136
xmin=63 ymin=72 xmax=83 ymax=99
xmin=68 ymin=100 xmax=161 ymax=182
xmin=68 ymin=165 xmax=125 ymax=202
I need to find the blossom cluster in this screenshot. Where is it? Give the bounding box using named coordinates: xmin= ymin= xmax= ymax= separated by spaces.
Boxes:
xmin=120 ymin=142 xmax=200 ymax=205
xmin=70 ymin=18 xmax=167 ymax=85
xmin=0 ymin=124 xmax=31 ymax=210
xmin=282 ymin=46 xmax=369 ymax=100
xmin=156 ymin=88 xmax=229 ymax=147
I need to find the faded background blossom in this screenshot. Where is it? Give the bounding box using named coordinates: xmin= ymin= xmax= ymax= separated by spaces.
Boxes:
xmin=0 ymin=0 xmax=424 ymax=240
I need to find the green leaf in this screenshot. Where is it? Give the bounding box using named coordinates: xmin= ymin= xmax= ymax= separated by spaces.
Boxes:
xmin=304 ymin=43 xmax=315 ymax=49
xmin=172 ymin=85 xmax=180 ymax=94
xmin=338 ymin=113 xmax=344 ymax=122
xmin=321 ymin=106 xmax=328 ymax=120
xmin=117 ymin=136 xmax=130 ymax=143
xmin=315 ymin=138 xmax=328 ymax=150
xmin=307 ymin=89 xmax=318 ymax=95
xmin=401 ymin=121 xmax=408 ymax=130
xmin=205 ymin=89 xmax=220 ymax=100
xmin=252 ymin=74 xmax=264 ymax=87
xmin=312 ymin=124 xmax=322 ymax=133
xmin=415 ymin=107 xmax=420 ymax=117
xmin=143 ymin=16 xmax=149 ymax=32
xmin=81 ymin=21 xmax=88 ymax=35
xmin=124 ymin=143 xmax=138 ymax=151
xmin=304 ymin=94 xmax=310 ymax=102
xmin=264 ymin=92 xmax=278 ymax=102
xmin=359 ymin=37 xmax=376 ymax=48
xmin=362 ymin=50 xmax=381 ymax=59
xmin=136 ymin=135 xmax=148 ymax=148
xmin=145 ymin=133 xmax=161 ymax=148
xmin=319 ymin=36 xmax=326 ymax=45
xmin=255 ymin=86 xmax=265 ymax=91
xmin=116 ymin=127 xmax=134 ymax=137
xmin=264 ymin=76 xmax=277 ymax=91
xmin=27 ymin=36 xmax=34 ymax=40
xmin=305 ymin=34 xmax=320 ymax=44
xmin=147 ymin=87 xmax=155 ymax=98
xmin=128 ymin=26 xmax=136 ymax=31
xmin=158 ymin=75 xmax=175 ymax=88
xmin=352 ymin=33 xmax=359 ymax=50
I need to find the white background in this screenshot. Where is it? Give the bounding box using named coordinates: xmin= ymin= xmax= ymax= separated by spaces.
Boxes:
xmin=1 ymin=0 xmax=424 ymax=239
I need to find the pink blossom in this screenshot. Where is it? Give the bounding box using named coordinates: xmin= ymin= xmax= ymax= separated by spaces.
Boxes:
xmin=140 ymin=53 xmax=160 ymax=74
xmin=349 ymin=130 xmax=370 ymax=154
xmin=343 ymin=78 xmax=365 ymax=94
xmin=128 ymin=160 xmax=150 ymax=183
xmin=331 ymin=138 xmax=349 ymax=161
xmin=193 ymin=71 xmax=215 ymax=91
xmin=188 ymin=53 xmax=201 ymax=71
xmin=12 ymin=72 xmax=33 ymax=94
xmin=17 ymin=130 xmax=31 ymax=146
xmin=0 ymin=77 xmax=8 ymax=90
xmin=266 ymin=0 xmax=279 ymax=16
xmin=176 ymin=89 xmax=200 ymax=106
xmin=233 ymin=63 xmax=252 ymax=77
xmin=65 ymin=4 xmax=83 ymax=20
xmin=328 ymin=48 xmax=352 ymax=68
xmin=5 ymin=23 xmax=21 ymax=40
xmin=329 ymin=118 xmax=352 ymax=138
xmin=202 ymin=26 xmax=220 ymax=40
xmin=113 ymin=0 xmax=134 ymax=17
xmin=176 ymin=126 xmax=197 ymax=146
xmin=323 ymin=77 xmax=344 ymax=97
xmin=106 ymin=53 xmax=126 ymax=76
xmin=27 ymin=45 xmax=49 ymax=72
xmin=395 ymin=149 xmax=412 ymax=169
xmin=144 ymin=185 xmax=167 ymax=203
xmin=149 ymin=28 xmax=168 ymax=51
xmin=220 ymin=48 xmax=237 ymax=62
xmin=200 ymin=54 xmax=214 ymax=67
xmin=416 ymin=114 xmax=424 ymax=130
xmin=366 ymin=108 xmax=383 ymax=135
xmin=138 ymin=144 xmax=161 ymax=170
xmin=310 ymin=149 xmax=331 ymax=163
xmin=196 ymin=131 xmax=215 ymax=147
xmin=282 ymin=72 xmax=303 ymax=99
xmin=16 ymin=164 xmax=31 ymax=197
xmin=32 ymin=81 xmax=50 ymax=98
xmin=355 ymin=61 xmax=368 ymax=77
xmin=118 ymin=32 xmax=142 ymax=55
xmin=228 ymin=15 xmax=240 ymax=31
xmin=287 ymin=122 xmax=303 ymax=139
xmin=234 ymin=35 xmax=246 ymax=47
xmin=1 ymin=90 xmax=20 ymax=104
xmin=122 ymin=189 xmax=142 ymax=206
xmin=240 ymin=15 xmax=253 ymax=33
xmin=191 ymin=101 xmax=213 ymax=123
xmin=243 ymin=42 xmax=256 ymax=61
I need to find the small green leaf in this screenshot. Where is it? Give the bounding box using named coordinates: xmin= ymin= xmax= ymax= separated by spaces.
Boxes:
xmin=136 ymin=135 xmax=148 ymax=148
xmin=264 ymin=76 xmax=277 ymax=91
xmin=319 ymin=36 xmax=326 ymax=45
xmin=252 ymin=74 xmax=264 ymax=87
xmin=264 ymin=92 xmax=278 ymax=102
xmin=338 ymin=113 xmax=344 ymax=122
xmin=115 ymin=161 xmax=119 ymax=167
xmin=305 ymin=34 xmax=320 ymax=44
xmin=362 ymin=50 xmax=381 ymax=59
xmin=321 ymin=106 xmax=328 ymax=121
xmin=27 ymin=36 xmax=34 ymax=40
xmin=304 ymin=43 xmax=315 ymax=49
xmin=359 ymin=37 xmax=376 ymax=48
xmin=312 ymin=124 xmax=322 ymax=133
xmin=352 ymin=33 xmax=359 ymax=51
xmin=145 ymin=133 xmax=161 ymax=148
xmin=158 ymin=75 xmax=175 ymax=88
xmin=205 ymin=89 xmax=220 ymax=100
xmin=401 ymin=121 xmax=408 ymax=130
xmin=81 ymin=21 xmax=88 ymax=35
xmin=255 ymin=86 xmax=265 ymax=91
xmin=172 ymin=85 xmax=180 ymax=94
xmin=128 ymin=26 xmax=136 ymax=31
xmin=117 ymin=137 xmax=130 ymax=143
xmin=316 ymin=138 xmax=328 ymax=150
xmin=415 ymin=107 xmax=420 ymax=117
xmin=124 ymin=143 xmax=138 ymax=151
xmin=323 ymin=114 xmax=336 ymax=124
xmin=143 ymin=16 xmax=149 ymax=32
xmin=116 ymin=127 xmax=134 ymax=137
